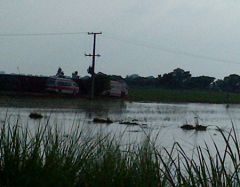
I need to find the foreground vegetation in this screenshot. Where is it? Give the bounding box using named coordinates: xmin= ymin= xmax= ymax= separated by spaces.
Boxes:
xmin=128 ymin=88 xmax=240 ymax=103
xmin=0 ymin=119 xmax=240 ymax=187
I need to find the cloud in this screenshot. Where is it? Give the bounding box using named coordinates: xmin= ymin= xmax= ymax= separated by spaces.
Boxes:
xmin=1 ymin=0 xmax=240 ymax=78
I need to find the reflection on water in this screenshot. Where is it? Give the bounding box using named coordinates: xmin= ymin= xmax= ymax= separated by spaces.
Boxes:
xmin=0 ymin=99 xmax=240 ymax=154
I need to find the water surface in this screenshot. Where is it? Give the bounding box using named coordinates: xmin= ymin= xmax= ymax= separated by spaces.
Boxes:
xmin=0 ymin=99 xmax=239 ymax=154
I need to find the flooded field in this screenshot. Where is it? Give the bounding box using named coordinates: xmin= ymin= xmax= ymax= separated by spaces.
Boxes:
xmin=0 ymin=98 xmax=240 ymax=153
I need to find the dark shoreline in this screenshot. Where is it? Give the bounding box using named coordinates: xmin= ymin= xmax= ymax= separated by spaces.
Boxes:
xmin=1 ymin=88 xmax=240 ymax=106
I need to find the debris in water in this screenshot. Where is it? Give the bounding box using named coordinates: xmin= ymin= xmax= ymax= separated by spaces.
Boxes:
xmin=180 ymin=124 xmax=208 ymax=131
xmin=181 ymin=117 xmax=208 ymax=131
xmin=119 ymin=121 xmax=139 ymax=126
xmin=180 ymin=124 xmax=195 ymax=130
xmin=195 ymin=125 xmax=207 ymax=131
xmin=29 ymin=112 xmax=43 ymax=119
xmin=93 ymin=117 xmax=113 ymax=124
xmin=132 ymin=119 xmax=139 ymax=122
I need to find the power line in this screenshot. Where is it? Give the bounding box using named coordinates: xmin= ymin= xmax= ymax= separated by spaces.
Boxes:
xmin=1 ymin=31 xmax=239 ymax=66
xmin=103 ymin=34 xmax=240 ymax=65
xmin=0 ymin=32 xmax=88 ymax=37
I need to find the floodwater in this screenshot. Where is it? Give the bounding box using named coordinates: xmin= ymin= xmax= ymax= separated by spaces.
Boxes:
xmin=0 ymin=99 xmax=240 ymax=154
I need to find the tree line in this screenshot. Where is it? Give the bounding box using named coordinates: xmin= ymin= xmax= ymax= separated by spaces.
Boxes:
xmin=125 ymin=68 xmax=240 ymax=92
xmin=1 ymin=68 xmax=240 ymax=96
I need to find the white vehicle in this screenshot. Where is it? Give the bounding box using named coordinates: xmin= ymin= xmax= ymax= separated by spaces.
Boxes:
xmin=103 ymin=80 xmax=128 ymax=97
xmin=46 ymin=77 xmax=79 ymax=95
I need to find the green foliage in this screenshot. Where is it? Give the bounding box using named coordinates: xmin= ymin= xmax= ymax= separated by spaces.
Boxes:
xmin=129 ymin=88 xmax=240 ymax=103
xmin=158 ymin=68 xmax=192 ymax=89
xmin=1 ymin=119 xmax=240 ymax=186
xmin=94 ymin=73 xmax=110 ymax=96
xmin=126 ymin=75 xmax=157 ymax=88
xmin=223 ymin=74 xmax=240 ymax=92
xmin=186 ymin=76 xmax=215 ymax=89
xmin=80 ymin=74 xmax=110 ymax=96
xmin=126 ymin=68 xmax=240 ymax=93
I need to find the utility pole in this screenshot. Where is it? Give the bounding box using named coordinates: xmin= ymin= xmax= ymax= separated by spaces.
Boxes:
xmin=85 ymin=32 xmax=102 ymax=99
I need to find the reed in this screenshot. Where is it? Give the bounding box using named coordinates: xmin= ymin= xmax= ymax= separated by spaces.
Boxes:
xmin=0 ymin=118 xmax=240 ymax=186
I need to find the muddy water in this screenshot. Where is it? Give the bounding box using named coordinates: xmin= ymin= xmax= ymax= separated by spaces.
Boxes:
xmin=0 ymin=100 xmax=239 ymax=153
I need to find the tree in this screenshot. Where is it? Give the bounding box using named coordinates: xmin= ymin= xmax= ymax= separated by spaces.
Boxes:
xmin=125 ymin=75 xmax=157 ymax=88
xmin=223 ymin=74 xmax=240 ymax=92
xmin=158 ymin=68 xmax=191 ymax=88
xmin=186 ymin=76 xmax=215 ymax=89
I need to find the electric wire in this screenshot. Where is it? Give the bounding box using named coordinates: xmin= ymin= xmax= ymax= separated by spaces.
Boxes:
xmin=0 ymin=31 xmax=239 ymax=66
xmin=103 ymin=33 xmax=240 ymax=65
xmin=0 ymin=32 xmax=88 ymax=37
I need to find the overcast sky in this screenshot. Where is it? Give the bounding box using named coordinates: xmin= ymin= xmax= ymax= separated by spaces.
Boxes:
xmin=1 ymin=0 xmax=240 ymax=79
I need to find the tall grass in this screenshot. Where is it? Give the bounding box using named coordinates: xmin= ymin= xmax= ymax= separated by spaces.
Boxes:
xmin=0 ymin=119 xmax=240 ymax=186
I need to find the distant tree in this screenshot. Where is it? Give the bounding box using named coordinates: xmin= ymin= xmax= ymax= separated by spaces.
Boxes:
xmin=158 ymin=68 xmax=191 ymax=88
xmin=223 ymin=74 xmax=240 ymax=92
xmin=186 ymin=76 xmax=215 ymax=89
xmin=94 ymin=73 xmax=111 ymax=95
xmin=79 ymin=73 xmax=110 ymax=96
xmin=211 ymin=79 xmax=225 ymax=91
xmin=125 ymin=75 xmax=157 ymax=88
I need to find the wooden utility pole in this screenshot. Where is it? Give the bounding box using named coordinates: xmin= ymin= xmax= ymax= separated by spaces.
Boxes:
xmin=85 ymin=32 xmax=102 ymax=99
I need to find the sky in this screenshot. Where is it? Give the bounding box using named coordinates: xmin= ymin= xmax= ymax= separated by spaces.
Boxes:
xmin=1 ymin=0 xmax=240 ymax=79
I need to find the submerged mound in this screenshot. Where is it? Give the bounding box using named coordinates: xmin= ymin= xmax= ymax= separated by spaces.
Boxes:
xmin=180 ymin=124 xmax=208 ymax=131
xmin=29 ymin=112 xmax=43 ymax=119
xmin=93 ymin=117 xmax=113 ymax=124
